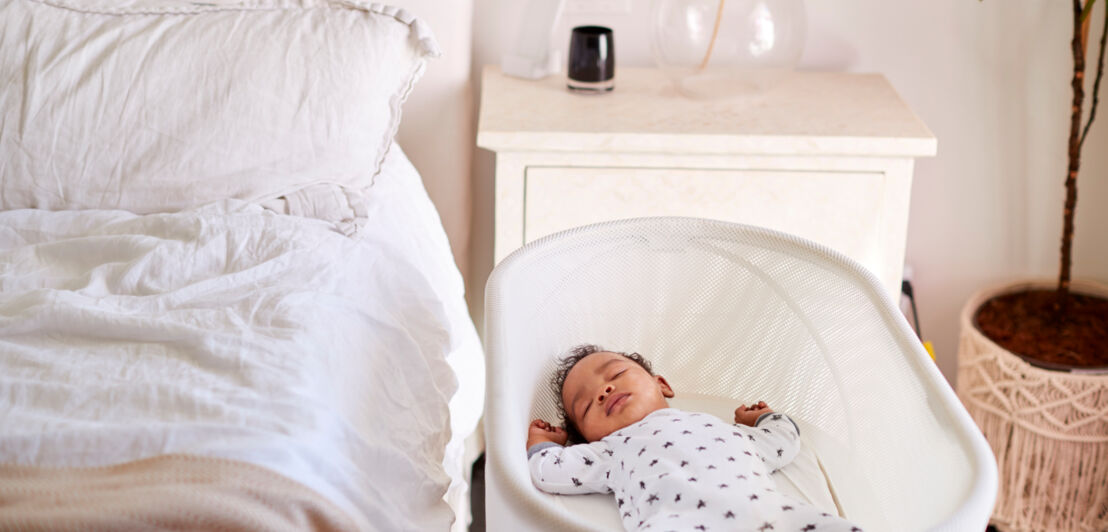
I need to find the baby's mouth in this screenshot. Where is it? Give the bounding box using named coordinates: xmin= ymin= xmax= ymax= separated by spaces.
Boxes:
xmin=606 ymin=393 xmax=630 ymax=415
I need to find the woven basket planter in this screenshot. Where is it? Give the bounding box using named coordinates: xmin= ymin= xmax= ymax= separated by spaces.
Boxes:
xmin=956 ymin=280 xmax=1108 ymax=532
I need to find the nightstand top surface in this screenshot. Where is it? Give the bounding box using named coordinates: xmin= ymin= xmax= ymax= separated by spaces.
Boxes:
xmin=477 ymin=66 xmax=936 ymax=157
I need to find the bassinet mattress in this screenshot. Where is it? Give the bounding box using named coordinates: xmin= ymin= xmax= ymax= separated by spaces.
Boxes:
xmin=0 ymin=150 xmax=484 ymax=530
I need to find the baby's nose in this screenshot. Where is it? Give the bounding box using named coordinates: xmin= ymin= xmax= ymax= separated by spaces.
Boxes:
xmin=598 ymin=384 xmax=614 ymax=403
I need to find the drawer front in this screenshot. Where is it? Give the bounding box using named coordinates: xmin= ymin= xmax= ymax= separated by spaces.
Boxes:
xmin=524 ymin=166 xmax=890 ymax=283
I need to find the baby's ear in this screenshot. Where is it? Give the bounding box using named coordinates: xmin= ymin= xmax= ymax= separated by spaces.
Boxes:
xmin=656 ymin=375 xmax=675 ymax=398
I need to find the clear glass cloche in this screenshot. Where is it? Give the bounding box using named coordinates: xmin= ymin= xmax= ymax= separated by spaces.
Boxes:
xmin=651 ymin=0 xmax=807 ymax=99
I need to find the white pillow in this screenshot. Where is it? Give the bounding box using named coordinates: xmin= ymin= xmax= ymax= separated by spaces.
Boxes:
xmin=0 ymin=0 xmax=438 ymax=215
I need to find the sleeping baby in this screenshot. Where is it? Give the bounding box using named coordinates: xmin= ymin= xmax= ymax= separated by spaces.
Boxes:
xmin=527 ymin=345 xmax=863 ymax=532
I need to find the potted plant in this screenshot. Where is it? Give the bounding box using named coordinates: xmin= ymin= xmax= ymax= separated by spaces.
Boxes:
xmin=956 ymin=2 xmax=1108 ymax=531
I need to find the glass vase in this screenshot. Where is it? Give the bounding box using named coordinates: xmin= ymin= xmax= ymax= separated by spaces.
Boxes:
xmin=650 ymin=0 xmax=807 ymax=99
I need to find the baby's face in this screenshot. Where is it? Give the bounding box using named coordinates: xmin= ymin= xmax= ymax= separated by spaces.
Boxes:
xmin=562 ymin=351 xmax=674 ymax=442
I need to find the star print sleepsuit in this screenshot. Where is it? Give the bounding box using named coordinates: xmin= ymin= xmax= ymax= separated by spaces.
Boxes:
xmin=528 ymin=408 xmax=862 ymax=532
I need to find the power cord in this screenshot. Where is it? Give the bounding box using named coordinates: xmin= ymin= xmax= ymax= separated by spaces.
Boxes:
xmin=901 ymin=279 xmax=922 ymax=338
xmin=901 ymin=279 xmax=936 ymax=360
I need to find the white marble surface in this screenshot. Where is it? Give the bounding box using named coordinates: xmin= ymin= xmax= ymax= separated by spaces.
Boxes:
xmin=478 ymin=66 xmax=937 ymax=157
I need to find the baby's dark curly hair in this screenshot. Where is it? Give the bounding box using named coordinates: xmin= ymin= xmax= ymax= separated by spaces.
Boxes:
xmin=550 ymin=344 xmax=653 ymax=443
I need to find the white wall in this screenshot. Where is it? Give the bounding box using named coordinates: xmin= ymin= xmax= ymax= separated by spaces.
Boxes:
xmin=396 ymin=0 xmax=475 ymax=282
xmin=468 ymin=0 xmax=1108 ymax=384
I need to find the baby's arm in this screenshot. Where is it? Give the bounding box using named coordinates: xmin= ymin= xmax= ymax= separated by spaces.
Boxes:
xmin=734 ymin=403 xmax=802 ymax=472
xmin=527 ymin=421 xmax=612 ymax=495
xmin=745 ymin=412 xmax=802 ymax=472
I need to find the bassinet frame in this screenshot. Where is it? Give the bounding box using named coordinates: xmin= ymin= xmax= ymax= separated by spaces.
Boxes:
xmin=484 ymin=217 xmax=996 ymax=531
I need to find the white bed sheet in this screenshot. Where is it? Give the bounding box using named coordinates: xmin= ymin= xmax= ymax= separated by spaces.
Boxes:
xmin=0 ymin=147 xmax=485 ymax=531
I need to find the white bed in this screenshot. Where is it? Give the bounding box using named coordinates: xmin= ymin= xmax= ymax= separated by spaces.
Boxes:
xmin=0 ymin=146 xmax=484 ymax=530
xmin=0 ymin=0 xmax=483 ymax=529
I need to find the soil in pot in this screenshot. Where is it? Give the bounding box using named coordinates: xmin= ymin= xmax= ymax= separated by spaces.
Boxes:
xmin=975 ymin=289 xmax=1108 ymax=370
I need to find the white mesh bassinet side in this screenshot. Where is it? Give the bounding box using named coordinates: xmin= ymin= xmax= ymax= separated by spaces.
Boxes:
xmin=484 ymin=218 xmax=996 ymax=531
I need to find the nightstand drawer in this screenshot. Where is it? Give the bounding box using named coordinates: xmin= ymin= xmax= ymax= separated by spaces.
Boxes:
xmin=524 ymin=166 xmax=889 ymax=279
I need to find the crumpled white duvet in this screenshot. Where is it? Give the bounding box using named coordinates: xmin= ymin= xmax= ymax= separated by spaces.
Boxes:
xmin=0 ymin=196 xmax=473 ymax=530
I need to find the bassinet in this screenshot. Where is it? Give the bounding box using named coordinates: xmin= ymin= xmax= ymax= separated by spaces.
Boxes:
xmin=483 ymin=217 xmax=996 ymax=531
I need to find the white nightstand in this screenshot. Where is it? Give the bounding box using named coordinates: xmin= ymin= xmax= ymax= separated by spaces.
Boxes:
xmin=476 ymin=66 xmax=936 ymax=300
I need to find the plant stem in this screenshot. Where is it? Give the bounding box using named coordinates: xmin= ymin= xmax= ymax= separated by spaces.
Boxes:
xmin=699 ymin=0 xmax=726 ymax=71
xmin=1081 ymin=0 xmax=1099 ymax=23
xmin=1080 ymin=3 xmax=1107 ymax=149
xmin=1059 ymin=0 xmax=1089 ymax=308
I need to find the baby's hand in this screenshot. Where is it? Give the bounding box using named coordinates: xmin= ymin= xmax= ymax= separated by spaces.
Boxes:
xmin=734 ymin=401 xmax=774 ymax=427
xmin=527 ymin=419 xmax=568 ymax=448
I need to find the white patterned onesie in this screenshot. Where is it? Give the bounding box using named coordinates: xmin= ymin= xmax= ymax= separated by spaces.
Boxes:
xmin=528 ymin=408 xmax=862 ymax=532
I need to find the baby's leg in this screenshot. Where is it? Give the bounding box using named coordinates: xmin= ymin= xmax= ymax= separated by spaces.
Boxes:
xmin=778 ymin=499 xmax=863 ymax=532
xmin=640 ymin=496 xmax=862 ymax=532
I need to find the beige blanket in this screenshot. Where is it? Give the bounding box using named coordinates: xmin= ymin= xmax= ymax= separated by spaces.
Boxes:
xmin=0 ymin=454 xmax=359 ymax=531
